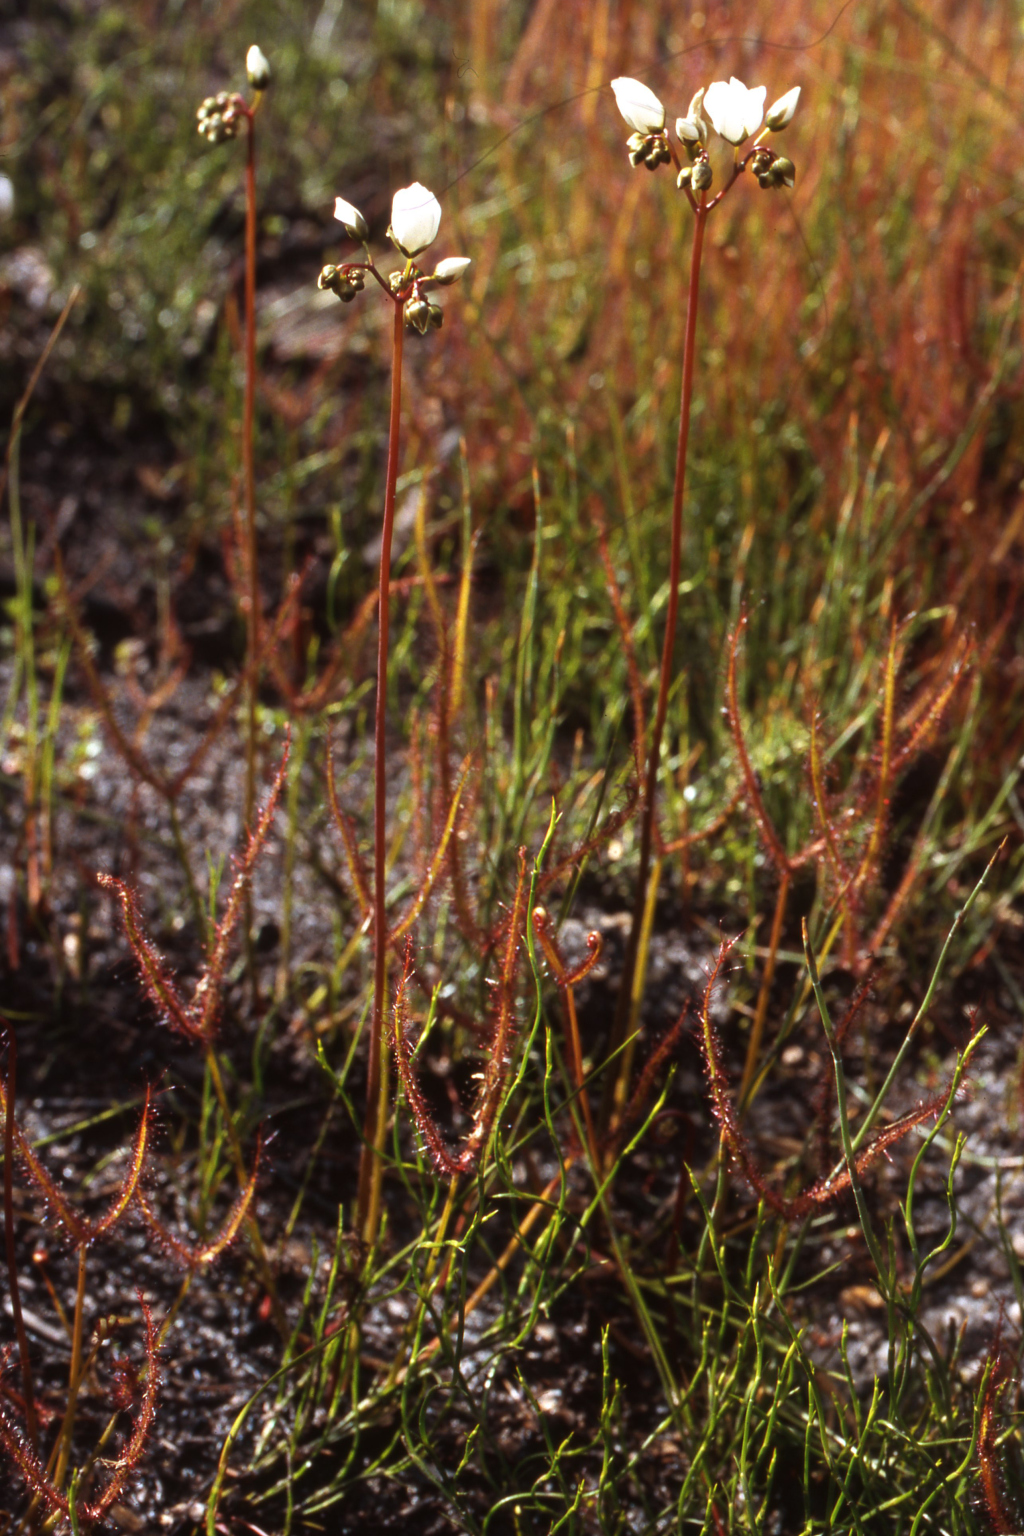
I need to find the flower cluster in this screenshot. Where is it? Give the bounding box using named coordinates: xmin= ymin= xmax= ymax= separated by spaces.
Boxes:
xmin=611 ymin=74 xmax=799 ymax=199
xmin=196 ymin=45 xmax=271 ymax=144
xmin=318 ymin=182 xmax=471 ymax=336
xmin=196 ymin=90 xmax=244 ymax=144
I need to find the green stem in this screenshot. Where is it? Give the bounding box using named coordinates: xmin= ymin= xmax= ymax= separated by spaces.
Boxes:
xmin=53 ymin=1246 xmax=88 ymax=1493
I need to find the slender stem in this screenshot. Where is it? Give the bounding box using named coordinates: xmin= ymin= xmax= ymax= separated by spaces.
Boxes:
xmin=357 ymin=299 xmax=405 ymax=1247
xmin=53 ymin=1245 xmax=88 ymax=1492
xmin=603 ymin=204 xmax=707 ymax=1128
xmin=2 ymin=1030 xmax=38 ymax=1450
xmin=242 ymin=110 xmax=260 ymax=992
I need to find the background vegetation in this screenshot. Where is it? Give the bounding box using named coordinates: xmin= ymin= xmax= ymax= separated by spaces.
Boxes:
xmin=2 ymin=0 xmax=1024 ymax=1531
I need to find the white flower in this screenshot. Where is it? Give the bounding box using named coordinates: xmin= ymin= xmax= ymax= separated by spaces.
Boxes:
xmin=676 ymin=87 xmax=707 ymax=145
xmin=246 ymin=45 xmax=272 ymax=90
xmin=610 ymin=77 xmax=665 ymax=135
xmin=389 ymin=182 xmax=442 ymax=258
xmin=703 ymin=77 xmax=767 ymax=146
xmin=765 ymin=86 xmax=800 ymax=131
xmin=432 ymin=256 xmax=471 ymax=285
xmin=334 ymin=196 xmax=369 ymax=242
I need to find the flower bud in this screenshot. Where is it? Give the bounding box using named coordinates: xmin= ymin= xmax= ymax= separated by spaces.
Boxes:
xmin=677 ymin=165 xmax=692 ymax=190
xmin=628 ymin=146 xmax=646 ymax=168
xmin=643 ymin=136 xmax=670 ymax=170
xmin=404 ymin=296 xmax=431 ymax=334
xmin=432 ymin=255 xmax=471 ymax=285
xmin=626 ymin=132 xmax=647 ymax=153
xmin=765 ymin=86 xmax=800 ymax=131
xmin=427 ymin=302 xmax=444 ymax=329
xmin=246 ymin=45 xmax=272 ymax=91
xmin=691 ymin=158 xmax=713 ymax=192
xmin=318 ymin=264 xmax=363 ymax=301
xmin=771 ymin=156 xmax=795 ymax=187
xmin=333 ymin=196 xmax=369 ymax=243
xmin=389 ymin=271 xmax=406 ymax=293
xmin=196 ymin=95 xmax=240 ymax=144
xmin=675 ymin=90 xmax=707 ymax=149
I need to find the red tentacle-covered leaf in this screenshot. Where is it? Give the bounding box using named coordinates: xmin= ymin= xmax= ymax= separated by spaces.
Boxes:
xmin=91 ymin=1087 xmax=152 ymax=1240
xmin=392 ymin=948 xmax=473 ymax=1178
xmin=392 ymin=859 xmax=529 ymax=1179
xmin=83 ymin=1292 xmax=161 ymax=1523
xmin=0 ymin=1074 xmax=88 ymax=1246
xmin=537 ymin=784 xmax=640 ymax=893
xmin=199 ymin=738 xmax=290 ymax=1029
xmin=621 ymin=1004 xmax=693 ymax=1136
xmin=96 ymin=875 xmax=199 ymax=1042
xmin=697 ymin=945 xmax=963 ymax=1221
xmin=135 ymin=1138 xmax=260 ymax=1269
xmin=326 ymin=739 xmax=372 ymax=920
xmin=0 ymin=1393 xmax=69 ymax=1521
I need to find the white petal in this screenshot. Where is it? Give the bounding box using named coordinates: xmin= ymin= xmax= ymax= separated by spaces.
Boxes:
xmin=610 ymin=77 xmax=665 ymax=135
xmin=704 ymin=79 xmax=743 ymax=144
xmin=334 ymin=197 xmax=369 ymax=241
xmin=675 ymin=115 xmax=701 ymax=143
xmin=433 ymin=255 xmax=471 ymax=284
xmin=765 ymin=86 xmax=800 ymax=130
xmin=742 ymin=84 xmax=767 ymax=139
xmin=390 ymin=182 xmax=442 ymax=257
xmin=705 ymin=77 xmax=764 ymax=144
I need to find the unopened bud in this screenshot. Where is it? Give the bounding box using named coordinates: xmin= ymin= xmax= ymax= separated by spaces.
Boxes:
xmin=677 ymin=165 xmax=692 ymax=190
xmin=318 ymin=264 xmax=363 ymax=302
xmin=334 ymin=197 xmax=369 ymax=243
xmin=432 ymin=255 xmax=471 ymax=285
xmin=405 ymin=296 xmax=431 ymax=334
xmin=246 ymin=45 xmax=272 ymax=91
xmin=771 ymin=156 xmax=795 ymax=188
xmin=692 ymin=158 xmax=713 ymax=192
xmin=388 ymin=271 xmax=406 ymax=293
xmin=765 ymin=86 xmax=800 ymax=132
xmin=629 ymin=147 xmax=646 ymax=168
xmin=427 ymin=302 xmax=444 ymax=329
xmin=626 ymin=132 xmax=647 ymax=153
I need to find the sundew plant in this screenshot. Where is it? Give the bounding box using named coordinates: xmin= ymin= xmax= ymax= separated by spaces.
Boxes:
xmin=1 ymin=3 xmax=1023 ymax=1532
